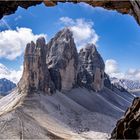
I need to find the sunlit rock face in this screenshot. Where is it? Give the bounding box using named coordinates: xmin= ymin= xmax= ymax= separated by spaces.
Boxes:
xmin=18 ymin=37 xmax=55 ymax=94
xmin=77 ymin=44 xmax=105 ymax=91
xmin=46 ymin=28 xmax=78 ymax=92
xmin=18 ymin=28 xmax=105 ymax=93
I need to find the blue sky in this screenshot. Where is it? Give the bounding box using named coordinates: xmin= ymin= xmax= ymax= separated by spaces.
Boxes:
xmin=0 ymin=2 xmax=140 ymax=82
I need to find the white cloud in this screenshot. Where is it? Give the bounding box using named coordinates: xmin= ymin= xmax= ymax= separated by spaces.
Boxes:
xmin=60 ymin=17 xmax=74 ymax=25
xmin=105 ymin=59 xmax=119 ymax=74
xmin=105 ymin=59 xmax=140 ymax=81
xmin=59 ymin=17 xmax=99 ymax=50
xmin=126 ymin=69 xmax=140 ymax=80
xmin=0 ymin=27 xmax=46 ymax=60
xmin=0 ymin=63 xmax=23 ymax=84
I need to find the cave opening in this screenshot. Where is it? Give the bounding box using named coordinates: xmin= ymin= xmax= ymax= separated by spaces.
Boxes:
xmin=0 ymin=1 xmax=140 ymax=140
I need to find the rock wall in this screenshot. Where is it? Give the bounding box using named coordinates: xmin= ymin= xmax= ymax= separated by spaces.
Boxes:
xmin=46 ymin=28 xmax=78 ymax=92
xmin=111 ymin=97 xmax=140 ymax=139
xmin=78 ymin=44 xmax=105 ymax=91
xmin=0 ymin=1 xmax=140 ymax=25
xmin=18 ymin=37 xmax=55 ymax=94
xmin=18 ymin=28 xmax=105 ymax=93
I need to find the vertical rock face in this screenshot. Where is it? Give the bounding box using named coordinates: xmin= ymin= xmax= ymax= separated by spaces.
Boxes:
xmin=18 ymin=28 xmax=105 ymax=93
xmin=104 ymin=73 xmax=112 ymax=89
xmin=111 ymin=97 xmax=140 ymax=139
xmin=77 ymin=44 xmax=105 ymax=91
xmin=46 ymin=28 xmax=78 ymax=91
xmin=19 ymin=37 xmax=55 ymax=94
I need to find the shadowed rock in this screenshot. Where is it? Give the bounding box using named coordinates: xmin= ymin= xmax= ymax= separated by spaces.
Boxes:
xmin=46 ymin=28 xmax=78 ymax=92
xmin=18 ymin=37 xmax=55 ymax=94
xmin=0 ymin=1 xmax=140 ymax=25
xmin=77 ymin=44 xmax=105 ymax=91
xmin=104 ymin=73 xmax=112 ymax=89
xmin=111 ymin=97 xmax=140 ymax=139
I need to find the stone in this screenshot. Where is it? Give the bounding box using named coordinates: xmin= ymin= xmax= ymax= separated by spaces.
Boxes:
xmin=18 ymin=37 xmax=55 ymax=94
xmin=0 ymin=1 xmax=140 ymax=25
xmin=111 ymin=97 xmax=140 ymax=139
xmin=46 ymin=28 xmax=78 ymax=91
xmin=77 ymin=44 xmax=105 ymax=91
xmin=104 ymin=73 xmax=112 ymax=89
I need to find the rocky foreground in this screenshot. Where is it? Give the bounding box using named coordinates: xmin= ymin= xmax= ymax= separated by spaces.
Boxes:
xmin=0 ymin=28 xmax=139 ymax=139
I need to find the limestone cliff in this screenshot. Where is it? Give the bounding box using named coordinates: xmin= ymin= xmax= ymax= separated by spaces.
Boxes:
xmin=77 ymin=44 xmax=105 ymax=91
xmin=18 ymin=28 xmax=105 ymax=93
xmin=18 ymin=37 xmax=55 ymax=94
xmin=46 ymin=28 xmax=78 ymax=92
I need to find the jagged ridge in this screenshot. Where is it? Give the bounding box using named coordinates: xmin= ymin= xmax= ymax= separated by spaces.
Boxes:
xmin=19 ymin=28 xmax=105 ymax=94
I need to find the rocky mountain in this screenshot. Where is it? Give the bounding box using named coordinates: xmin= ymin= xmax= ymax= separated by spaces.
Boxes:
xmin=0 ymin=28 xmax=137 ymax=139
xmin=19 ymin=28 xmax=105 ymax=93
xmin=46 ymin=28 xmax=78 ymax=92
xmin=78 ymin=44 xmax=105 ymax=91
xmin=111 ymin=77 xmax=140 ymax=91
xmin=0 ymin=78 xmax=16 ymax=96
xmin=18 ymin=37 xmax=55 ymax=95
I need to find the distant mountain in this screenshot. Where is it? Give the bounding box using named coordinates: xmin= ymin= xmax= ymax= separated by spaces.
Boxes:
xmin=111 ymin=77 xmax=140 ymax=91
xmin=0 ymin=78 xmax=16 ymax=96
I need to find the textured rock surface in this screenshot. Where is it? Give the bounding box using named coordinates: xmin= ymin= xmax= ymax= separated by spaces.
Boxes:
xmin=18 ymin=28 xmax=105 ymax=93
xmin=0 ymin=78 xmax=16 ymax=95
xmin=104 ymin=73 xmax=112 ymax=89
xmin=0 ymin=1 xmax=140 ymax=25
xmin=77 ymin=44 xmax=105 ymax=91
xmin=111 ymin=97 xmax=140 ymax=139
xmin=18 ymin=37 xmax=55 ymax=94
xmin=46 ymin=28 xmax=78 ymax=91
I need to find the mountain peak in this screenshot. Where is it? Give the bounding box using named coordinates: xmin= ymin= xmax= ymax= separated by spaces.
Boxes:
xmin=46 ymin=27 xmax=78 ymax=91
xmin=36 ymin=37 xmax=46 ymax=47
xmin=19 ymin=28 xmax=105 ymax=93
xmin=61 ymin=27 xmax=71 ymax=33
xmin=19 ymin=38 xmax=55 ymax=94
xmin=0 ymin=78 xmax=16 ymax=96
xmin=78 ymin=44 xmax=105 ymax=91
xmin=83 ymin=43 xmax=97 ymax=52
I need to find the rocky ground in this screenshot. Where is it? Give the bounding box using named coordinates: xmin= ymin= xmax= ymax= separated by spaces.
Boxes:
xmin=0 ymin=87 xmax=134 ymax=139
